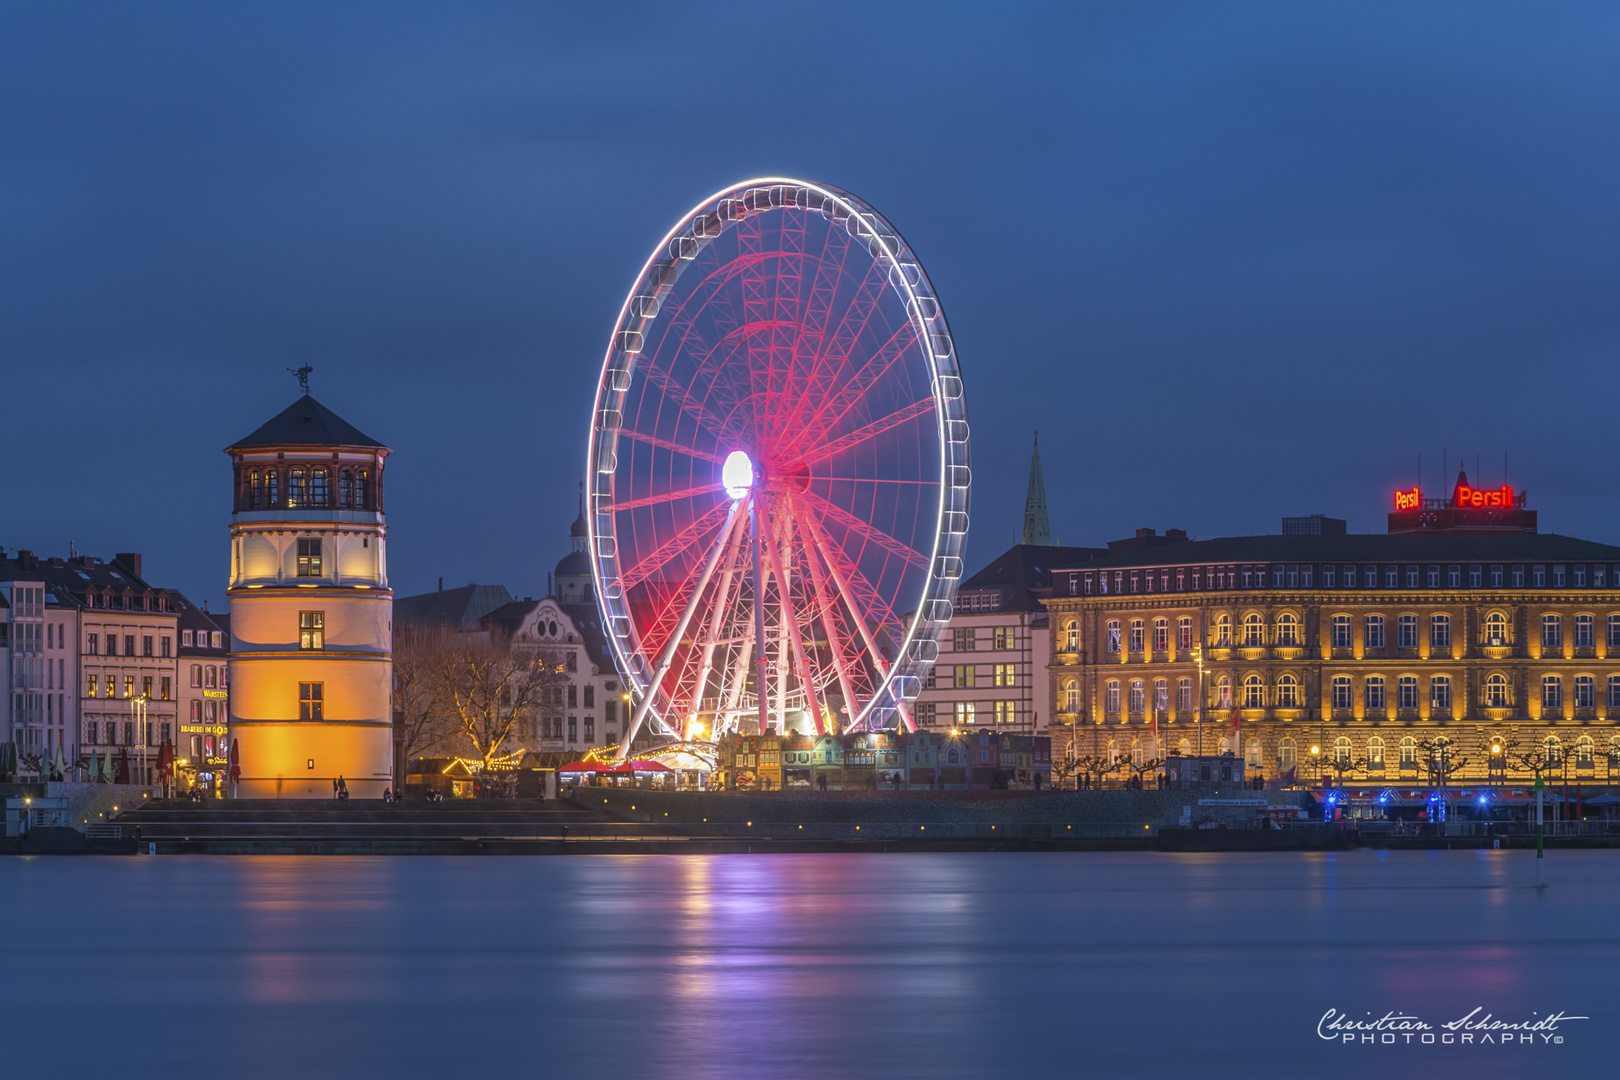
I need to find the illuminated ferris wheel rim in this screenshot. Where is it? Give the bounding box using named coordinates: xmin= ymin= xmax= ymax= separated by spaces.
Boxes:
xmin=587 ymin=176 xmax=969 ymax=737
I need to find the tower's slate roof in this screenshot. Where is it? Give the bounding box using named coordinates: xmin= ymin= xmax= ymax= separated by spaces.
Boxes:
xmin=227 ymin=395 xmax=386 ymax=451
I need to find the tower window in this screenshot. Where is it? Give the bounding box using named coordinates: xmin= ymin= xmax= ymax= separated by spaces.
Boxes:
xmin=339 ymin=469 xmax=353 ymax=508
xmin=299 ymin=611 xmax=325 ymax=651
xmin=299 ymin=682 xmax=324 ymax=721
xmin=310 ymin=467 xmax=330 ymax=508
xmin=249 ymin=470 xmax=262 ymax=509
xmin=356 ymin=469 xmax=371 ymax=510
xmin=287 ymin=467 xmax=306 ymax=508
xmin=297 ymin=537 xmax=323 ymax=577
xmin=266 ymin=470 xmax=280 ymax=506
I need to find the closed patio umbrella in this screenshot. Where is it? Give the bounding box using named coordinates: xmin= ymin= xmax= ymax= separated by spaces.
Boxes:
xmin=101 ymin=747 xmax=114 ymax=784
xmin=116 ymin=747 xmax=130 ymax=785
xmin=228 ymin=737 xmax=241 ymax=793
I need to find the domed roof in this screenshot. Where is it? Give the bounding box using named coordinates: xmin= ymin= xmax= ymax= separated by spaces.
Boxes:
xmin=570 ymin=510 xmax=588 ymax=540
xmin=555 ymin=549 xmax=591 ymax=578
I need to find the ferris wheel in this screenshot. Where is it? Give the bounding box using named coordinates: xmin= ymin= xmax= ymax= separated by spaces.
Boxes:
xmin=587 ymin=178 xmax=968 ymax=752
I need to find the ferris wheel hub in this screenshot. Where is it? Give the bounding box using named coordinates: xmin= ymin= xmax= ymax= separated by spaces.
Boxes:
xmin=722 ymin=450 xmax=754 ymax=500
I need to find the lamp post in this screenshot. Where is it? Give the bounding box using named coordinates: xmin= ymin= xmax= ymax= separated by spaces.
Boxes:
xmin=1194 ymin=647 xmax=1205 ymax=758
xmin=128 ymin=694 xmax=149 ymax=786
xmin=1310 ymin=742 xmax=1321 ymax=788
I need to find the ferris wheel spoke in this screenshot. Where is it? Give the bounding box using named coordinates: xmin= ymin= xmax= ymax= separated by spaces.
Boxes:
xmin=617 ymin=500 xmax=733 ymax=593
xmin=796 ymin=488 xmax=929 ymax=571
xmin=637 ymin=364 xmax=750 ymax=448
xmin=780 ymin=317 xmax=919 ymax=462
xmin=609 ymin=482 xmax=726 ymax=513
xmin=612 ymin=429 xmax=727 ymax=465
xmin=793 ymin=396 xmax=936 ymax=469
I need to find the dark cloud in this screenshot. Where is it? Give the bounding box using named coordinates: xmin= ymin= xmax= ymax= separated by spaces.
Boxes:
xmin=2 ymin=2 xmax=1617 ymax=604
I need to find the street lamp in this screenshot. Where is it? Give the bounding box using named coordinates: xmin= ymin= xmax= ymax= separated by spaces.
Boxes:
xmin=1310 ymin=743 xmax=1321 ymax=787
xmin=129 ymin=694 xmax=149 ymax=786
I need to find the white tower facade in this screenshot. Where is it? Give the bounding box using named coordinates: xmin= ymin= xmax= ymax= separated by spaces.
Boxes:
xmin=225 ymin=392 xmax=394 ymax=797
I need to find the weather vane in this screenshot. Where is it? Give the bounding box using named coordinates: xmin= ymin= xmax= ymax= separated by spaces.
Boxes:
xmin=287 ymin=364 xmax=313 ymax=395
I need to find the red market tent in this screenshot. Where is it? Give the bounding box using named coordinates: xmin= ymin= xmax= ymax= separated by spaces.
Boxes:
xmin=560 ymin=759 xmax=671 ymax=775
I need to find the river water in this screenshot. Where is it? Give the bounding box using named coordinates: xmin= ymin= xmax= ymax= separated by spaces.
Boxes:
xmin=1 ymin=850 xmax=1611 ymax=1079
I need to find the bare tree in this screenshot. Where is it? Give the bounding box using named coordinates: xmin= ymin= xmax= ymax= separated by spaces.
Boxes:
xmin=430 ymin=629 xmax=567 ymax=766
xmin=392 ymin=624 xmax=460 ymax=766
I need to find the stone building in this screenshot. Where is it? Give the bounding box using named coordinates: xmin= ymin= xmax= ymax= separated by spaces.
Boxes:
xmin=1043 ymin=473 xmax=1620 ymax=787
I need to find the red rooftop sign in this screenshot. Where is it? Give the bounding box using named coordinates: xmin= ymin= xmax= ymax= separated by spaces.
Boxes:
xmin=1455 ymin=482 xmax=1515 ymax=509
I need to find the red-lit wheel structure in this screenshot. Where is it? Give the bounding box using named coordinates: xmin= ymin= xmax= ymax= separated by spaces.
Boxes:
xmin=588 ymin=178 xmax=968 ymax=753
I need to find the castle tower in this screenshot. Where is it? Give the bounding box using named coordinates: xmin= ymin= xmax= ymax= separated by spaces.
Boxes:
xmin=1021 ymin=431 xmax=1052 ymax=546
xmin=225 ymin=390 xmax=393 ymax=797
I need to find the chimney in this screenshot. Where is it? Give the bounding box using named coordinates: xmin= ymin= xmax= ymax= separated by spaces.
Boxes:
xmin=17 ymin=549 xmax=37 ymax=569
xmin=113 ymin=552 xmax=143 ymax=579
xmin=438 ymin=577 xmax=443 ymax=592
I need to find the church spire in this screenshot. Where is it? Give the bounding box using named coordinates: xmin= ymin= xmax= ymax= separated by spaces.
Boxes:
xmin=1022 ymin=431 xmax=1052 ymax=546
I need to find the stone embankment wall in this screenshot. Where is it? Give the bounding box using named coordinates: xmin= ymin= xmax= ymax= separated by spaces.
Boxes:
xmin=585 ymin=788 xmax=1309 ymax=828
xmin=46 ymin=782 xmax=160 ymax=831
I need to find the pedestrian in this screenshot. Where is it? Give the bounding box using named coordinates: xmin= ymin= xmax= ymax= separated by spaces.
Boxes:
xmin=332 ymin=777 xmax=339 ymax=799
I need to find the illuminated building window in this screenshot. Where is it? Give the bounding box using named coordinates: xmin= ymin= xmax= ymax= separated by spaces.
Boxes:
xmin=1331 ymin=677 xmax=1351 ymax=710
xmin=190 ymin=664 xmax=201 ymax=688
xmin=205 ymin=666 xmax=217 ymax=689
xmin=993 ymin=627 xmax=1015 ymax=650
xmin=1242 ymin=675 xmax=1264 ymax=709
xmin=1063 ymin=620 xmax=1079 ymax=652
xmin=160 ymin=677 xmax=171 ymax=701
xmin=993 ymin=663 xmax=1014 ymax=688
xmin=355 ymin=469 xmax=372 ymax=510
xmin=1397 ymin=676 xmax=1419 ymax=710
xmin=1364 ymin=615 xmax=1385 ymax=649
xmin=299 ymin=682 xmax=323 ymax=720
xmin=1245 ymin=739 xmax=1262 ymax=768
xmin=1331 ymin=615 xmax=1351 ymax=649
xmin=1448 ymin=566 xmax=1461 ymax=587
xmin=1242 ymin=614 xmax=1263 ymax=647
xmin=1397 ymin=615 xmax=1418 ymax=649
xmin=1574 ymin=676 xmax=1595 ymax=709
xmin=1554 ymin=566 xmax=1566 ymax=587
xmin=1334 ymin=737 xmax=1350 ymax=766
xmin=1129 ymin=680 xmax=1145 ymax=712
xmin=1153 ymin=619 xmax=1168 ymax=652
xmin=1533 ymin=566 xmax=1545 ymax=587
xmin=1576 ymin=734 xmax=1594 ymax=767
xmin=1154 ymin=679 xmax=1168 ymax=712
xmin=1430 ymin=615 xmax=1451 ymax=649
xmin=1575 ymin=614 xmax=1594 ymax=648
xmin=955 ymin=701 xmax=976 ymax=725
xmin=1400 ymin=737 xmax=1417 ymax=767
xmin=1105 ymin=682 xmax=1120 ymax=714
xmin=1063 ymin=681 xmax=1080 ymax=713
xmin=287 ymin=467 xmax=305 ymax=507
xmin=1543 ymin=736 xmax=1561 ymax=767
xmin=1216 ymin=676 xmax=1232 ymax=710
xmin=1484 ymin=673 xmax=1509 ymax=708
xmin=1427 ymin=566 xmax=1439 ymax=588
xmin=1484 ymin=612 xmax=1508 ymax=646
xmin=1431 ymin=676 xmax=1451 ymax=710
xmin=1543 ymin=676 xmax=1563 ymax=710
xmin=1177 ymin=678 xmax=1192 ymax=711
xmin=249 ymin=471 xmax=262 ymax=509
xmin=86 ymin=673 xmax=97 ymax=697
xmin=1275 ymin=674 xmax=1298 ymax=708
xmin=1542 ymin=615 xmax=1562 ymax=650
xmin=123 ymin=675 xmax=134 ymax=699
xmin=310 ymin=467 xmax=330 ymax=508
xmin=1177 ymin=617 xmax=1192 ymax=650
xmin=952 ymin=665 xmax=973 ymax=690
xmin=1278 ymin=739 xmax=1296 ymax=770
xmin=1364 ymin=677 xmax=1385 ymax=710
xmin=1366 ymin=737 xmax=1384 ymax=768
xmin=995 ymin=701 xmax=1016 ymax=724
xmin=297 ymin=537 xmax=322 ymax=577
xmin=299 ymin=612 xmax=324 ymax=651
xmin=1214 ymin=614 xmax=1231 ymax=647
xmin=1275 ymin=613 xmax=1299 ymax=647
xmin=1106 ymin=621 xmax=1121 ymax=653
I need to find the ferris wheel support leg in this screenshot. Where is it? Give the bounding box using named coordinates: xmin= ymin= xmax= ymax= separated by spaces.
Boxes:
xmin=751 ymin=490 xmax=770 ymax=737
xmin=619 ymin=496 xmax=746 ymax=760
xmin=760 ymin=502 xmax=824 ymax=735
xmin=803 ymin=514 xmax=913 ymax=734
xmin=794 ymin=496 xmax=859 ymax=736
xmin=687 ymin=510 xmax=748 ymax=740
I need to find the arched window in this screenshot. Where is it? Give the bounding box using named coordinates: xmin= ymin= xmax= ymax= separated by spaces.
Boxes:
xmin=1278 ymin=738 xmax=1296 ymax=770
xmin=1108 ymin=739 xmax=1119 ymax=766
xmin=1433 ymin=736 xmax=1453 ymax=768
xmin=310 ymin=467 xmax=330 ymax=507
xmin=1105 ymin=681 xmax=1121 ymax=714
xmin=1217 ymin=675 xmax=1232 ymax=710
xmin=1542 ymin=675 xmax=1563 ymax=710
xmin=1331 ymin=676 xmax=1351 ymax=710
xmin=1177 ymin=617 xmax=1193 ymax=650
xmin=1275 ymin=612 xmax=1299 ymax=647
xmin=1544 ymin=735 xmax=1561 ymax=767
xmin=1243 ymin=674 xmax=1265 ymax=709
xmin=1178 ymin=737 xmax=1191 ymax=756
xmin=1334 ymin=736 xmax=1350 ymax=766
xmin=1367 ymin=736 xmax=1385 ymax=768
xmin=1131 ymin=740 xmax=1143 ymax=768
xmin=1400 ymin=736 xmax=1417 ymax=767
xmin=1215 ymin=614 xmax=1231 ymax=647
xmin=1575 ymin=675 xmax=1595 ymax=709
xmin=1245 ymin=738 xmax=1262 ymax=768
xmin=1177 ymin=677 xmax=1193 ymax=712
xmin=1129 ymin=680 xmax=1145 ymax=712
xmin=1431 ymin=676 xmax=1452 ymax=710
xmin=249 ymin=471 xmax=262 ymax=509
xmin=1218 ymin=737 xmax=1230 ymax=754
xmin=1153 ymin=619 xmax=1169 ymax=652
xmin=1365 ymin=676 xmax=1386 ymax=710
xmin=204 ymin=666 xmax=216 ymax=689
xmin=1243 ymin=613 xmax=1264 ymax=647
xmin=1153 ymin=679 xmax=1169 ymax=712
xmin=1484 ymin=612 xmax=1508 ymax=646
xmin=189 ymin=664 xmax=201 ymax=688
xmin=189 ymin=700 xmax=201 ymax=721
xmin=1483 ymin=672 xmax=1509 ymax=707
xmin=1063 ymin=619 xmax=1078 ymax=652
xmin=1430 ymin=614 xmax=1451 ymax=648
xmin=356 ymin=469 xmax=371 ymax=510
xmin=1275 ymin=673 xmax=1298 ymax=708
xmin=1576 ymin=735 xmax=1594 ymax=767
xmin=1063 ymin=680 xmax=1079 ymax=713
xmin=265 ymin=470 xmax=279 ymax=506
xmin=287 ymin=467 xmax=305 ymax=508
xmin=1574 ymin=614 xmax=1595 ymax=648
xmin=339 ymin=469 xmax=353 ymax=509
xmin=1542 ymin=614 xmax=1562 ymax=650
xmin=1397 ymin=675 xmax=1419 ymax=710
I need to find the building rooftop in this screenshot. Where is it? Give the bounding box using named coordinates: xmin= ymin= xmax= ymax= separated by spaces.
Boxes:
xmin=955 ymin=543 xmax=1107 ymax=613
xmin=227 ymin=394 xmax=386 ymax=451
xmin=394 ymin=583 xmax=514 ymax=631
xmin=1054 ymin=531 xmax=1620 ymax=572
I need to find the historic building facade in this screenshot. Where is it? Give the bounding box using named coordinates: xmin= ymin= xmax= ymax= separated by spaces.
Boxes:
xmin=1044 ymin=481 xmax=1620 ymax=786
xmin=226 ymin=392 xmax=394 ymax=797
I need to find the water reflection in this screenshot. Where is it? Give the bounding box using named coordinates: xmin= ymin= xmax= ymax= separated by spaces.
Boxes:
xmin=1 ymin=851 xmax=1615 ymax=1079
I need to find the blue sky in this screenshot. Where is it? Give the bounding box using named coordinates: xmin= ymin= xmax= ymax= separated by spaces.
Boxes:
xmin=3 ymin=2 xmax=1617 ymax=606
